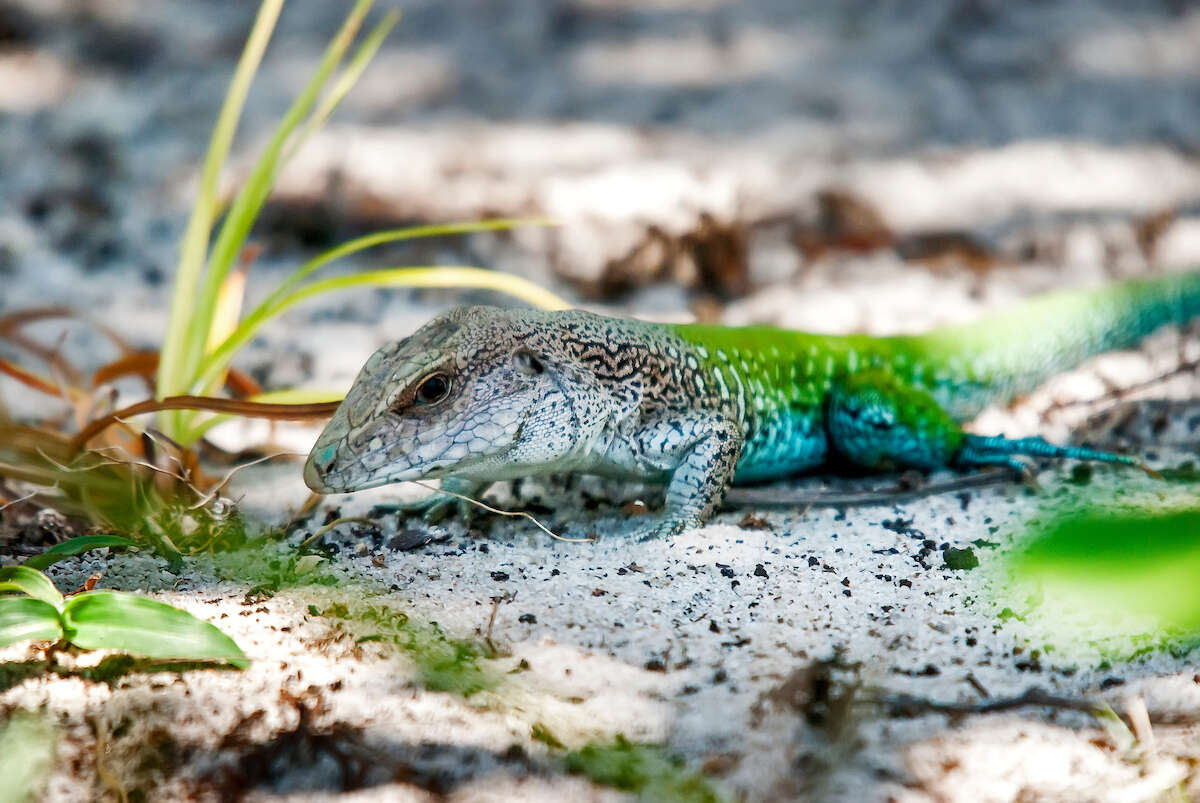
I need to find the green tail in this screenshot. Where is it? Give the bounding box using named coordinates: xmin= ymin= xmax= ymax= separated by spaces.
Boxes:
xmin=898 ymin=271 xmax=1200 ymax=419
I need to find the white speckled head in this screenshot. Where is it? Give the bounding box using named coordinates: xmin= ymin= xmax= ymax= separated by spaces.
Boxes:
xmin=304 ymin=306 xmax=609 ymax=494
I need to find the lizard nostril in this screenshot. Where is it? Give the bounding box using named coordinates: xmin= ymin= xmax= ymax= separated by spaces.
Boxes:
xmin=316 ymin=443 xmax=337 ymax=470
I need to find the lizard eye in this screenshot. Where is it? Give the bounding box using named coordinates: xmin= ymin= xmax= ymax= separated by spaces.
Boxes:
xmin=513 ymin=349 xmax=544 ymax=376
xmin=414 ymin=372 xmax=451 ymax=405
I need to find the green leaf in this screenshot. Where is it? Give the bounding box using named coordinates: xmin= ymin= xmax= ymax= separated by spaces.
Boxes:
xmin=62 ymin=591 xmax=249 ymax=668
xmin=157 ymin=0 xmax=285 ymax=411
xmin=0 ymin=597 xmax=63 ymax=648
xmin=23 ymin=535 xmax=139 ymax=571
xmin=0 ymin=566 xmax=63 ymax=608
xmin=182 ymin=0 xmax=376 ymax=396
xmin=1010 ymin=504 xmax=1200 ymax=633
xmin=191 ymin=220 xmax=561 ymax=400
xmin=0 ymin=711 xmax=56 ymax=803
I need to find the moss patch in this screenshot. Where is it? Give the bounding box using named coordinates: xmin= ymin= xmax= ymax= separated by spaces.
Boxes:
xmin=565 ymin=735 xmax=725 ymax=803
xmin=311 ymin=600 xmax=496 ymax=697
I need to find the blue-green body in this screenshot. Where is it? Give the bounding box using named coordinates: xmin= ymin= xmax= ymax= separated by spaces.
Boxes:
xmin=669 ymin=272 xmax=1200 ymax=485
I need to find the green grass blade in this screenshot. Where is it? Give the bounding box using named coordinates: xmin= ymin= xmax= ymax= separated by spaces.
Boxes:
xmin=284 ymin=11 xmax=400 ymax=163
xmin=157 ymin=0 xmax=284 ymax=404
xmin=24 ymin=536 xmax=140 ymax=572
xmin=193 ymin=219 xmax=556 ymax=395
xmin=0 ymin=566 xmax=64 ymax=609
xmin=62 ymin=591 xmax=249 ymax=668
xmin=181 ymin=0 xmax=376 ymax=394
xmin=0 ymin=597 xmax=63 ymax=648
xmin=192 ymin=262 xmax=568 ymax=399
xmin=278 ymin=267 xmax=572 ymax=312
xmin=180 ymin=388 xmax=347 ymax=443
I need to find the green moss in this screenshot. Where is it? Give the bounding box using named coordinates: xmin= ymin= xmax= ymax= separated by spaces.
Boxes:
xmin=565 ymin=735 xmax=726 ymax=803
xmin=207 ymin=543 xmax=342 ymax=596
xmin=313 ymin=600 xmax=496 ymax=697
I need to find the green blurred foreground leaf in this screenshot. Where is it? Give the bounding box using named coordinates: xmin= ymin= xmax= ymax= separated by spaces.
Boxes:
xmin=1011 ymin=505 xmax=1200 ymax=634
xmin=0 ymin=711 xmax=56 ymax=803
xmin=0 ymin=566 xmax=64 ymax=608
xmin=0 ymin=598 xmax=63 ymax=648
xmin=23 ymin=536 xmax=138 ymax=571
xmin=0 ymin=565 xmax=248 ymax=667
xmin=62 ymin=591 xmax=249 ymax=668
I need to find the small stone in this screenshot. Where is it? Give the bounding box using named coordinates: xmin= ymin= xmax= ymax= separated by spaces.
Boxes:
xmin=387 ymin=529 xmax=432 ymax=551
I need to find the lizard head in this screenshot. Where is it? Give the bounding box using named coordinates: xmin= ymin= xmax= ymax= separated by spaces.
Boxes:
xmin=304 ymin=306 xmax=602 ymax=494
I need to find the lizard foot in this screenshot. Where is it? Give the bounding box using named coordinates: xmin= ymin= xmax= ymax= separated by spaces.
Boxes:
xmin=375 ymin=479 xmax=488 ymax=524
xmin=636 ymin=516 xmax=700 ymax=542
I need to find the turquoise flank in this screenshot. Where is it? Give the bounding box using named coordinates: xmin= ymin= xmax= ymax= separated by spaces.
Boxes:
xmin=669 ymin=270 xmax=1200 ymax=480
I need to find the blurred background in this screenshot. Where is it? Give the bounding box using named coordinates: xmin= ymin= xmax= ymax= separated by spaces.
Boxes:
xmin=2 ymin=0 xmax=1199 ymax=397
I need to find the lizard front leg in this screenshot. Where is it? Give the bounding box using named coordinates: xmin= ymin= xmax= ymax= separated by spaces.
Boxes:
xmin=640 ymin=417 xmax=743 ymax=540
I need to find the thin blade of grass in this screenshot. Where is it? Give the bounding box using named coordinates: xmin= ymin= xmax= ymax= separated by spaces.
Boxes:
xmin=0 ymin=306 xmax=134 ymax=354
xmin=157 ymin=0 xmax=284 ymax=405
xmin=181 ymin=388 xmax=345 ymax=444
xmin=194 ymin=261 xmax=568 ymax=396
xmin=0 ymin=356 xmax=76 ymax=399
xmin=204 ymin=261 xmax=249 ymax=357
xmin=275 ymin=266 xmax=571 ymax=313
xmin=71 ymin=395 xmax=343 ymax=453
xmin=91 ymin=352 xmax=263 ymax=398
xmin=284 ymin=10 xmax=399 ymax=163
xmin=255 ymin=219 xmax=558 ymax=313
xmin=181 ymin=0 xmax=376 ymax=396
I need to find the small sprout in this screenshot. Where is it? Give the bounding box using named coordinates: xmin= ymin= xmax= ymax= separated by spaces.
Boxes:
xmin=0 ymin=566 xmax=247 ymax=668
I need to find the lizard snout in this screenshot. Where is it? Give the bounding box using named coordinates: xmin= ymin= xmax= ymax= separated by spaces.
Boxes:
xmin=304 ymin=441 xmax=339 ymax=492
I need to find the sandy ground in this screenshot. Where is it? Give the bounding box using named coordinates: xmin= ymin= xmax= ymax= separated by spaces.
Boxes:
xmin=3 ymin=1 xmax=1200 ymax=800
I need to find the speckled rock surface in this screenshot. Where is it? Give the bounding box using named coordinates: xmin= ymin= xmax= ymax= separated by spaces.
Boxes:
xmin=3 ymin=1 xmax=1200 ymax=801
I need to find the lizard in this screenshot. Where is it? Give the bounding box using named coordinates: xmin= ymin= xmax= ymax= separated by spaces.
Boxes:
xmin=304 ymin=271 xmax=1200 ymax=539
